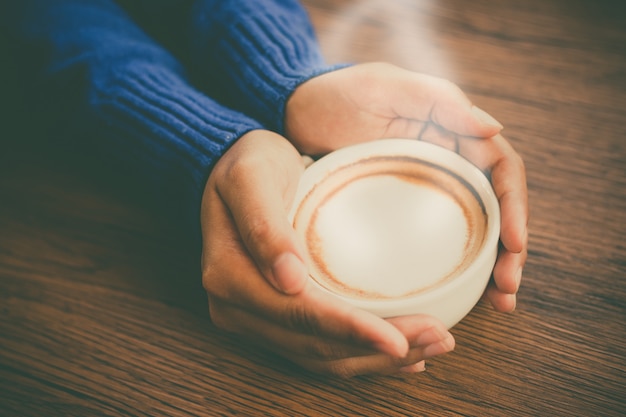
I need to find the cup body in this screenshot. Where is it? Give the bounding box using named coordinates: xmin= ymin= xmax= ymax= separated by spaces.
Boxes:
xmin=289 ymin=139 xmax=500 ymax=328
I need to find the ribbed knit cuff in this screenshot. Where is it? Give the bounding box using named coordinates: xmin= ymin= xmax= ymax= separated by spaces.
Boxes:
xmin=5 ymin=0 xmax=269 ymax=240
xmin=190 ymin=0 xmax=336 ymax=134
xmin=89 ymin=60 xmax=263 ymax=234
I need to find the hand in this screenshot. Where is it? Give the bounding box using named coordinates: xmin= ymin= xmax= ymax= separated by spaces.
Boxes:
xmin=285 ymin=62 xmax=528 ymax=312
xmin=200 ymin=130 xmax=454 ymax=376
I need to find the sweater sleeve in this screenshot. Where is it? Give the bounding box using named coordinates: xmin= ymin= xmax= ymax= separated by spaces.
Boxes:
xmin=1 ymin=0 xmax=263 ymax=237
xmin=186 ymin=0 xmax=340 ymax=135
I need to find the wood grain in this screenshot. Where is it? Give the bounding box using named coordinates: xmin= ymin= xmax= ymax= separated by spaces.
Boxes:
xmin=1 ymin=0 xmax=625 ymax=416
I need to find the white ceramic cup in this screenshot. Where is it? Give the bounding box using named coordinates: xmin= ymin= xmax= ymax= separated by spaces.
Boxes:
xmin=288 ymin=139 xmax=500 ymax=328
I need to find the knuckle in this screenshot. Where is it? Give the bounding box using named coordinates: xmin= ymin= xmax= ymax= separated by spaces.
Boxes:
xmin=223 ymin=150 xmax=262 ymax=185
xmin=326 ymin=361 xmax=359 ymax=379
xmin=434 ymin=77 xmax=463 ymax=96
xmin=207 ymin=301 xmax=233 ymax=332
xmin=201 ymin=267 xmax=223 ymax=297
xmin=224 ymin=157 xmax=247 ymax=183
xmin=201 ymin=267 xmax=215 ymax=293
xmin=395 ymin=350 xmax=424 ymax=368
xmin=241 ymin=213 xmax=275 ymax=247
xmin=201 ymin=262 xmax=234 ymax=305
xmin=303 ymin=341 xmax=345 ymax=361
xmin=290 ymin=358 xmax=353 ymax=379
xmin=285 ymin=303 xmax=320 ymax=335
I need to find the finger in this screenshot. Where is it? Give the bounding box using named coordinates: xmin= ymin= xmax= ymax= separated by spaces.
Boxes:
xmin=214 ymin=131 xmax=308 ymax=294
xmin=209 ymin=298 xmax=377 ymax=360
xmin=385 ymin=315 xmax=453 ymax=348
xmin=204 ymin=230 xmax=450 ymax=375
xmin=491 ymin=150 xmax=528 ymax=254
xmin=492 ymin=244 xmax=527 ymax=295
xmin=285 ymin=285 xmax=411 ymax=358
xmin=201 ymin=173 xmax=257 ymax=298
xmin=454 ymin=133 xmax=528 ymax=312
xmin=290 ymin=336 xmax=454 ymax=378
xmin=485 ymin=284 xmax=517 ymax=313
xmin=399 ymin=361 xmax=426 ymax=374
xmin=280 ymin=299 xmax=454 ymax=363
xmin=458 ymin=134 xmax=528 ymax=253
xmin=487 ymin=247 xmax=527 ymax=312
xmin=215 ymin=303 xmax=453 ymax=362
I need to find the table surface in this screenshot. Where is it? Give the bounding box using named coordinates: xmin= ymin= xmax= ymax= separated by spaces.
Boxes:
xmin=1 ymin=0 xmax=625 ymax=416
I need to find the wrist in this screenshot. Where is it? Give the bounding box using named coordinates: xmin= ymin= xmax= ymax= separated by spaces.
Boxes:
xmin=284 ymin=64 xmax=354 ymax=155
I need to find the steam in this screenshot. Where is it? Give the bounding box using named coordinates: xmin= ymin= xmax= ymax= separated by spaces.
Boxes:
xmin=318 ymin=0 xmax=455 ymax=80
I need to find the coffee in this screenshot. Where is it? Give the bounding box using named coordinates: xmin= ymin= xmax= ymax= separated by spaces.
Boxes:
xmin=292 ymin=155 xmax=488 ymax=300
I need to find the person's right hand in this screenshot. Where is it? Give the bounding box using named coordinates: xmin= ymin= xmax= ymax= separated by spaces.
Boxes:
xmin=200 ymin=129 xmax=454 ymax=377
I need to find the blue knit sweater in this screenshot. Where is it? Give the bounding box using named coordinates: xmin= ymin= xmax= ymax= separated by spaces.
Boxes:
xmin=1 ymin=0 xmax=331 ymax=236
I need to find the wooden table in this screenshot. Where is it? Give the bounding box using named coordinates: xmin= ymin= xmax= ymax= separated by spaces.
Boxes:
xmin=1 ymin=0 xmax=625 ymax=415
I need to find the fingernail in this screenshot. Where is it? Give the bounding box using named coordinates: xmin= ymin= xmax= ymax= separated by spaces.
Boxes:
xmin=400 ymin=361 xmax=426 ymax=373
xmin=472 ymin=106 xmax=503 ymax=130
xmin=415 ymin=327 xmax=450 ymax=346
xmin=422 ymin=334 xmax=455 ymax=359
xmin=271 ymin=252 xmax=308 ymax=294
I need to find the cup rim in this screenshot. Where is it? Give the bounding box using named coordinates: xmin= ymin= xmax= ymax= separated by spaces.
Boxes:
xmin=289 ymin=138 xmax=500 ymax=314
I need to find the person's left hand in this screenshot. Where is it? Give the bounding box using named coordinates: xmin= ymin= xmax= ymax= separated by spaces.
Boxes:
xmin=285 ymin=62 xmax=528 ymax=313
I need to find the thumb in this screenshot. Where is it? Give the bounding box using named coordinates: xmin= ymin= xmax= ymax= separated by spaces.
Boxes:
xmin=432 ymin=102 xmax=503 ymax=138
xmin=216 ymin=131 xmax=309 ymax=294
xmin=427 ymin=82 xmax=504 ymax=137
xmin=394 ymin=70 xmax=504 ymax=137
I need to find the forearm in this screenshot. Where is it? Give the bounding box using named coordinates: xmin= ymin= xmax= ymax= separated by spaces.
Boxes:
xmin=2 ymin=0 xmax=262 ymax=235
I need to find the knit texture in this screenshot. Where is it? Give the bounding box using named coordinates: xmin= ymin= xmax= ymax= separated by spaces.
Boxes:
xmin=189 ymin=0 xmax=331 ymax=134
xmin=1 ymin=0 xmax=333 ymax=237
